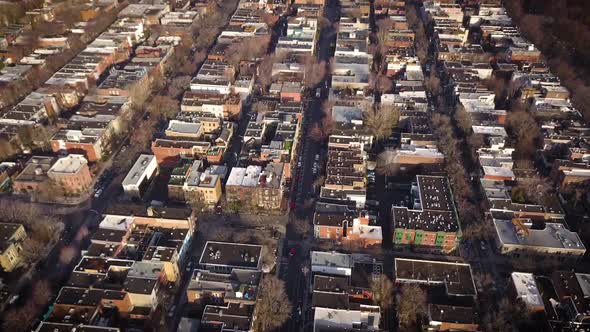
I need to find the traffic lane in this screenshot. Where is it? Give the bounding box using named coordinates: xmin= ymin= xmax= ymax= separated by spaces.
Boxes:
xmin=284 ymin=248 xmax=306 ymax=332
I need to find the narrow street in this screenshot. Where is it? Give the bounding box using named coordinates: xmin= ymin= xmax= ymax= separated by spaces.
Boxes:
xmin=281 ymin=1 xmax=341 ymax=331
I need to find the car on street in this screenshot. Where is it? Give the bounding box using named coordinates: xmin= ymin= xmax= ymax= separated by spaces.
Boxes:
xmin=480 ymin=241 xmax=487 ymax=251
xmin=167 ymin=305 xmax=176 ymax=317
xmin=289 ymin=247 xmax=297 ymax=257
xmin=94 ymin=188 xmax=103 ymax=198
xmin=186 ymin=261 xmax=193 ymax=272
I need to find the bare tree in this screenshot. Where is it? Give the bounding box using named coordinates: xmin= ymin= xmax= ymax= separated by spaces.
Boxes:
xmin=484 ymin=298 xmax=528 ymax=332
xmin=147 ymin=95 xmax=179 ymax=120
xmin=376 ymin=18 xmax=393 ymax=45
xmin=168 ymin=76 xmax=192 ymax=99
xmin=515 ymin=176 xmax=553 ymax=205
xmin=0 ymin=138 xmax=16 ymax=161
xmin=308 ymin=115 xmax=334 ymax=142
xmin=376 ymin=149 xmax=401 ymax=176
xmin=371 ymin=274 xmax=395 ymax=310
xmin=209 ymin=227 xmax=232 ymax=242
xmin=363 ymin=103 xmax=398 ymax=141
xmin=32 ymin=280 xmax=52 ymax=306
xmin=186 ymin=190 xmax=206 ymax=213
xmin=129 ymin=116 xmax=157 ymax=149
xmin=371 ymin=74 xmax=393 ymax=94
xmin=424 ymin=70 xmax=442 ymax=96
xmin=21 ymin=239 xmax=44 ymax=266
xmin=397 ymin=283 xmax=427 ymax=329
xmin=461 ymin=220 xmax=494 ymax=242
xmin=226 ymin=36 xmax=271 ymax=69
xmin=2 ymin=302 xmax=36 ymax=332
xmin=128 ymin=79 xmax=151 ymax=110
xmin=312 ymin=175 xmax=326 ymax=189
xmin=303 ymin=56 xmax=327 ymax=88
xmin=257 ymin=55 xmax=276 ymax=89
xmin=506 ymin=108 xmax=540 ymax=159
xmin=455 ymin=104 xmax=473 ymax=134
xmin=254 ymin=275 xmax=293 ymax=332
xmin=292 ymin=218 xmax=311 ymax=239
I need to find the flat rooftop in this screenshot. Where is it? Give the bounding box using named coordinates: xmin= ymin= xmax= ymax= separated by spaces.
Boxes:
xmin=511 ymin=272 xmax=543 ymax=308
xmin=199 ymin=241 xmax=262 ymax=269
xmin=395 ymin=258 xmax=476 ymax=296
xmin=494 ymin=219 xmax=586 ymax=252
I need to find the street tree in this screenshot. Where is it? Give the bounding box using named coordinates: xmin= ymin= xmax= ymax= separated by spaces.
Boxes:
xmin=303 ymin=56 xmax=327 ymax=88
xmin=186 ymin=190 xmax=207 ymax=214
xmin=397 ymin=283 xmax=427 ymax=330
xmin=257 ymin=55 xmax=275 ymax=89
xmin=292 ymin=218 xmax=311 ymax=238
xmin=32 ymin=280 xmax=52 ymax=306
xmin=371 ymin=74 xmax=393 ymax=94
xmin=376 ymin=18 xmax=393 ymax=45
xmin=363 ymin=103 xmax=398 ymax=141
xmin=515 ymin=176 xmax=553 ymax=205
xmin=168 ymin=76 xmax=192 ymax=99
xmin=455 ymin=104 xmax=473 ymax=134
xmin=376 ymin=149 xmax=401 ymax=176
xmin=371 ymin=275 xmax=395 ymax=310
xmin=506 ymin=106 xmax=540 ymax=159
xmin=147 ymin=95 xmax=179 ymax=120
xmin=484 ymin=298 xmax=528 ymax=332
xmin=253 ymin=275 xmax=293 ymax=331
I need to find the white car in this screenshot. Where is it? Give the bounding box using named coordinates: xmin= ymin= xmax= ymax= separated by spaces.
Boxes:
xmin=94 ymin=188 xmax=103 ymax=198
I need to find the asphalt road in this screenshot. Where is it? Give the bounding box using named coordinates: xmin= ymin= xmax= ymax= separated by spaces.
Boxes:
xmin=282 ymin=1 xmax=341 ymax=331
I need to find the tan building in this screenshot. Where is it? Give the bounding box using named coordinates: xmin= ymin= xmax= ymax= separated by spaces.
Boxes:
xmin=183 ymin=161 xmax=223 ymax=206
xmin=47 ymin=154 xmax=92 ymax=196
xmin=0 ymin=223 xmax=27 ymax=272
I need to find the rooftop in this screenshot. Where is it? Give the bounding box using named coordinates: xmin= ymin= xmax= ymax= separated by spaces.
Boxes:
xmin=122 ymin=154 xmax=156 ymax=188
xmin=199 ymin=241 xmax=262 ymax=269
xmin=494 ymin=219 xmax=586 ymax=252
xmin=395 ymin=258 xmax=476 ymax=296
xmin=511 ymin=272 xmax=543 ymax=308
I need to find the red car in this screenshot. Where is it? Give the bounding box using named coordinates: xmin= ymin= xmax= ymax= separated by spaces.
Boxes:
xmin=289 ymin=248 xmax=297 ymax=257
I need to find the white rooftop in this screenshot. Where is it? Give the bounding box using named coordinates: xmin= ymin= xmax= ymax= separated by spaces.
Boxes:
xmin=482 ymin=166 xmax=515 ymax=179
xmin=311 ymin=251 xmax=353 ymax=269
xmin=225 ymin=166 xmax=262 ymax=187
xmin=98 ymin=215 xmax=134 ymax=232
xmin=48 ymin=154 xmax=87 ymax=174
xmin=122 ymin=154 xmax=156 ymax=187
xmin=511 ymin=272 xmax=543 ymax=308
xmin=472 ymin=125 xmax=507 ymax=137
xmin=167 ymin=120 xmax=202 ymax=135
xmin=495 ymin=220 xmax=586 ymax=252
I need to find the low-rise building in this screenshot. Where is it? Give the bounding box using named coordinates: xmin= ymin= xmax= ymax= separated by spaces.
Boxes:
xmin=47 ymin=154 xmax=92 ymax=196
xmin=395 ymin=258 xmax=477 ymax=299
xmin=493 ymin=218 xmax=586 ymax=259
xmin=183 ymin=161 xmax=223 ymax=206
xmin=0 ymin=223 xmax=27 ymax=272
xmin=121 ymin=154 xmax=158 ymax=198
xmin=510 ymin=272 xmax=544 ymax=312
xmin=391 ymin=176 xmax=461 ymax=253
xmin=12 ymin=156 xmax=55 ymax=196
xmin=310 ymin=251 xmax=382 ymax=331
xmin=199 ymin=241 xmax=262 ymax=274
xmin=313 ymin=202 xmax=382 ymax=247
